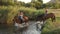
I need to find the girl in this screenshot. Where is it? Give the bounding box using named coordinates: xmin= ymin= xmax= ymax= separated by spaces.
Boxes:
xmin=45 ymin=8 xmax=48 ymax=16
xmin=18 ymin=11 xmax=24 ymax=23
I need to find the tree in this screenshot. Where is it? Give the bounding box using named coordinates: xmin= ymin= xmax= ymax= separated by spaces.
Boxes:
xmin=0 ymin=0 xmax=15 ymax=6
xmin=34 ymin=1 xmax=42 ymax=9
xmin=25 ymin=0 xmax=43 ymax=9
xmin=37 ymin=0 xmax=43 ymax=3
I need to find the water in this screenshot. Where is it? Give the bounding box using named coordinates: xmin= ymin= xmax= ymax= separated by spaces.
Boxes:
xmin=0 ymin=21 xmax=42 ymax=34
xmin=0 ymin=24 xmax=14 ymax=34
xmin=22 ymin=21 xmax=41 ymax=34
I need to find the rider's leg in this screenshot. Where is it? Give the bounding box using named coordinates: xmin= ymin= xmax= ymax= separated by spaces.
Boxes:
xmin=18 ymin=16 xmax=25 ymax=23
xmin=18 ymin=16 xmax=23 ymax=23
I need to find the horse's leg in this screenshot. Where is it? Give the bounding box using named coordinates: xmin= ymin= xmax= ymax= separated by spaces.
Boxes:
xmin=36 ymin=21 xmax=38 ymax=30
xmin=51 ymin=17 xmax=53 ymax=22
xmin=53 ymin=16 xmax=56 ymax=22
xmin=36 ymin=21 xmax=44 ymax=31
xmin=36 ymin=21 xmax=41 ymax=31
xmin=51 ymin=16 xmax=56 ymax=22
xmin=41 ymin=21 xmax=46 ymax=31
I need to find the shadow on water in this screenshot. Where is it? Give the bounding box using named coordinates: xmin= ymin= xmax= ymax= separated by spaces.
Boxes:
xmin=0 ymin=24 xmax=14 ymax=34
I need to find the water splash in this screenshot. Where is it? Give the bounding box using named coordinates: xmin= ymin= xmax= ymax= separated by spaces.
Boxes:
xmin=22 ymin=21 xmax=42 ymax=34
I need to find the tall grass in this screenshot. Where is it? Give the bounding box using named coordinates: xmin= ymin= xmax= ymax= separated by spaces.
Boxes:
xmin=0 ymin=6 xmax=44 ymax=25
xmin=42 ymin=17 xmax=60 ymax=34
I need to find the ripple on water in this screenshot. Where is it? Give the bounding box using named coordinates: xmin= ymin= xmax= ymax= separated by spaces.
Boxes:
xmin=22 ymin=21 xmax=41 ymax=34
xmin=22 ymin=29 xmax=41 ymax=34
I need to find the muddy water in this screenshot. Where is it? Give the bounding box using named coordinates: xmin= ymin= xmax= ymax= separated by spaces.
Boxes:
xmin=0 ymin=21 xmax=41 ymax=34
xmin=22 ymin=21 xmax=41 ymax=34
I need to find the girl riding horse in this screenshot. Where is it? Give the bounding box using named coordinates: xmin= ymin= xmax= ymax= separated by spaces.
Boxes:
xmin=13 ymin=11 xmax=29 ymax=34
xmin=18 ymin=11 xmax=25 ymax=23
xmin=45 ymin=8 xmax=48 ymax=16
xmin=13 ymin=11 xmax=29 ymax=26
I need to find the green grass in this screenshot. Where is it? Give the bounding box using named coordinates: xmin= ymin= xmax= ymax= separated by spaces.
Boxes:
xmin=42 ymin=17 xmax=60 ymax=34
xmin=42 ymin=29 xmax=60 ymax=34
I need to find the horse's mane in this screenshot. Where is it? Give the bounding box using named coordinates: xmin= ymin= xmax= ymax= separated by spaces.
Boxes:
xmin=37 ymin=14 xmax=45 ymax=17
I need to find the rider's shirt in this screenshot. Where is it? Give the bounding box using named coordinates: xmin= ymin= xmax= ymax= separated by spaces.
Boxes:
xmin=45 ymin=9 xmax=48 ymax=14
xmin=19 ymin=15 xmax=24 ymax=19
xmin=45 ymin=9 xmax=48 ymax=16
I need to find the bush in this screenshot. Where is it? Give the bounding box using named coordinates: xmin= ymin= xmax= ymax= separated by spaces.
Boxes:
xmin=0 ymin=6 xmax=44 ymax=25
xmin=19 ymin=7 xmax=44 ymax=20
xmin=0 ymin=6 xmax=19 ymax=25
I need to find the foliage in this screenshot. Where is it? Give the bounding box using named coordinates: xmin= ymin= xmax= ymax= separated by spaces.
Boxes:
xmin=0 ymin=0 xmax=60 ymax=34
xmin=0 ymin=5 xmax=44 ymax=25
xmin=0 ymin=0 xmax=15 ymax=6
xmin=0 ymin=0 xmax=43 ymax=24
xmin=0 ymin=6 xmax=19 ymax=24
xmin=17 ymin=7 xmax=44 ymax=20
xmin=41 ymin=17 xmax=60 ymax=34
xmin=25 ymin=0 xmax=43 ymax=9
xmin=42 ymin=0 xmax=60 ymax=9
xmin=0 ymin=0 xmax=60 ymax=25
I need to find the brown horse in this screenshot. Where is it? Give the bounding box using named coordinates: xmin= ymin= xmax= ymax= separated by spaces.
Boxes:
xmin=13 ymin=16 xmax=29 ymax=24
xmin=13 ymin=15 xmax=29 ymax=34
xmin=36 ymin=13 xmax=56 ymax=22
xmin=36 ymin=13 xmax=56 ymax=31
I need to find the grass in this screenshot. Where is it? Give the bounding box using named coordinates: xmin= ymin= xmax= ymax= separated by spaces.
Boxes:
xmin=41 ymin=9 xmax=60 ymax=34
xmin=42 ymin=29 xmax=60 ymax=34
xmin=48 ymin=9 xmax=60 ymax=17
xmin=42 ymin=17 xmax=60 ymax=34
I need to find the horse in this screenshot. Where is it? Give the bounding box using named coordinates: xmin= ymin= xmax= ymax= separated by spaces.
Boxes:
xmin=36 ymin=13 xmax=56 ymax=22
xmin=36 ymin=13 xmax=56 ymax=31
xmin=13 ymin=15 xmax=29 ymax=34
xmin=13 ymin=15 xmax=29 ymax=24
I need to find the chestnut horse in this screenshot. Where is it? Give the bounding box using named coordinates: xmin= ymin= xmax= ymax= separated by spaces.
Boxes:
xmin=13 ymin=15 xmax=29 ymax=34
xmin=13 ymin=16 xmax=29 ymax=24
xmin=36 ymin=13 xmax=56 ymax=22
xmin=36 ymin=13 xmax=56 ymax=31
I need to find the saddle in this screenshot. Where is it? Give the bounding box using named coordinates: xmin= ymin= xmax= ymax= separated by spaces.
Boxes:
xmin=18 ymin=16 xmax=25 ymax=24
